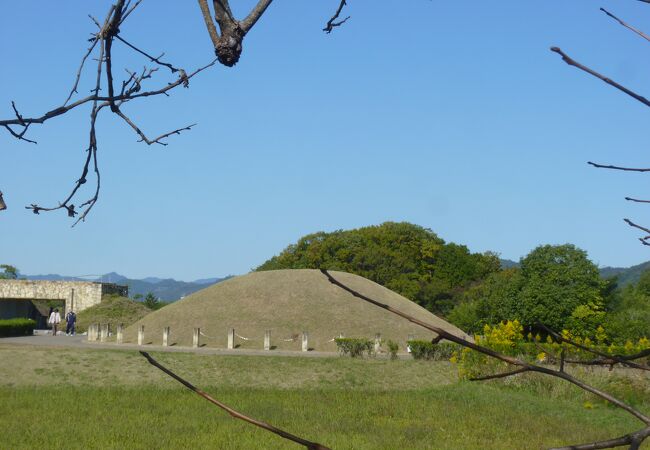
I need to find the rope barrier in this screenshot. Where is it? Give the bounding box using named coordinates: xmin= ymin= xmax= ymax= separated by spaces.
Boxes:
xmin=199 ymin=331 xmax=218 ymax=340
xmin=235 ymin=333 xmax=254 ymax=341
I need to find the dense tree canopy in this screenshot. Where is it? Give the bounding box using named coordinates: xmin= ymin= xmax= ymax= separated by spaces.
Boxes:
xmin=604 ymin=269 xmax=650 ymax=342
xmin=448 ymin=268 xmax=522 ymax=333
xmin=449 ymin=244 xmax=607 ymax=335
xmin=517 ymin=244 xmax=605 ymax=333
xmin=256 ymin=222 xmax=500 ymax=314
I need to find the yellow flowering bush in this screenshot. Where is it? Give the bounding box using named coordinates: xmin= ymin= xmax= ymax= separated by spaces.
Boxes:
xmin=451 ymin=319 xmax=650 ymax=381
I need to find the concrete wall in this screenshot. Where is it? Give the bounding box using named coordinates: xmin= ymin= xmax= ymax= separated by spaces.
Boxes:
xmin=0 ymin=280 xmax=127 ymax=316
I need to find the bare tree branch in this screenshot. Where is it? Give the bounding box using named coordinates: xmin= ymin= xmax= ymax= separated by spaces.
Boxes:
xmin=241 ymin=0 xmax=274 ymax=33
xmin=115 ymin=36 xmax=179 ymax=73
xmin=550 ymin=47 xmax=650 ymax=108
xmin=63 ymin=35 xmax=100 ymax=106
xmin=625 ymin=197 xmax=650 ymax=204
xmin=469 ymin=368 xmax=529 ymax=381
xmin=2 ymin=1 xmax=217 ymax=223
xmin=323 ymin=0 xmax=350 ymax=33
xmin=197 ymin=0 xmax=220 ymax=48
xmin=139 ymin=351 xmax=331 ymax=450
xmin=540 ymin=324 xmax=649 ymax=372
xmin=588 ymin=161 xmax=650 ymax=172
xmin=550 ymin=427 xmax=650 ymax=450
xmin=115 ymin=108 xmax=195 ymax=145
xmin=601 ymin=8 xmax=650 ymax=43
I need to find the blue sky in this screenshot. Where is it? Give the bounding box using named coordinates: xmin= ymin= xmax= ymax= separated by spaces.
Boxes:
xmin=2 ymin=0 xmax=650 ymax=280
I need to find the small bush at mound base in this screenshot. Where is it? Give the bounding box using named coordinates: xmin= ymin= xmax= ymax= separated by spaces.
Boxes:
xmin=387 ymin=340 xmax=399 ymax=360
xmin=335 ymin=338 xmax=374 ymax=357
xmin=0 ymin=318 xmax=36 ymax=337
xmin=409 ymin=340 xmax=458 ymax=360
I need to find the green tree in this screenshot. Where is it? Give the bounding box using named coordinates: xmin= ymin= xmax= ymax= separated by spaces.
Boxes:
xmin=0 ymin=265 xmax=18 ymax=279
xmin=517 ymin=244 xmax=604 ymax=334
xmin=256 ymin=222 xmax=500 ymax=315
xmin=143 ymin=292 xmax=160 ymax=310
xmin=448 ymin=268 xmax=522 ymax=333
xmin=604 ymin=270 xmax=650 ymax=343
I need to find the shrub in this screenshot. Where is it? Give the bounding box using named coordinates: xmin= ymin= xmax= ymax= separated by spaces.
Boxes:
xmin=409 ymin=340 xmax=436 ymax=360
xmin=0 ymin=318 xmax=36 ymax=337
xmin=451 ymin=320 xmax=650 ymax=380
xmin=387 ymin=340 xmax=399 ymax=360
xmin=409 ymin=340 xmax=459 ymax=361
xmin=335 ymin=338 xmax=374 ymax=358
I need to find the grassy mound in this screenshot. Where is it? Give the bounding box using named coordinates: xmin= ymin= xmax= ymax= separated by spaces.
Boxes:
xmin=76 ymin=295 xmax=151 ymax=333
xmin=124 ymin=269 xmax=469 ymax=350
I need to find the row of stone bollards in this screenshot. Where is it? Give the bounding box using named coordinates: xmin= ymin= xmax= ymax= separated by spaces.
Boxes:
xmin=88 ymin=325 xmax=314 ymax=351
xmin=87 ymin=325 xmax=413 ymax=352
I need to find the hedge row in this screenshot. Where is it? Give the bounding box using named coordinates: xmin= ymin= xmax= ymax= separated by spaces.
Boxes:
xmin=0 ymin=318 xmax=36 ymax=337
xmin=408 ymin=340 xmax=458 ymax=360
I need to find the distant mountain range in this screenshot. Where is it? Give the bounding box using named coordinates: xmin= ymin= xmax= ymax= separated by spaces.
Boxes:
xmin=22 ymin=272 xmax=232 ymax=301
xmin=500 ymin=258 xmax=648 ymax=287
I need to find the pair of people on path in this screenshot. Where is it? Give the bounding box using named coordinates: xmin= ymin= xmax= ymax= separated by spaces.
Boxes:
xmin=47 ymin=309 xmax=76 ymax=336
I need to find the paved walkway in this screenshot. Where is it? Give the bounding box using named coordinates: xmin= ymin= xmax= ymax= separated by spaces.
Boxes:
xmin=0 ymin=333 xmax=346 ymax=358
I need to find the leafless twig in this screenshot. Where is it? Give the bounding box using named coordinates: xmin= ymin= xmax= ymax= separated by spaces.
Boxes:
xmin=550 ymin=47 xmax=650 ymax=108
xmin=600 ymin=8 xmax=650 ymax=43
xmin=539 ymin=324 xmax=649 ymax=372
xmin=139 ymin=351 xmax=331 ymax=450
xmin=323 ymin=0 xmax=350 ymax=33
xmin=2 ymin=1 xmax=216 ymax=223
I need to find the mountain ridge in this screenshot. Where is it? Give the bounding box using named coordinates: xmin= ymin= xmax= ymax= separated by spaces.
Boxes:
xmin=21 ymin=272 xmax=233 ymax=301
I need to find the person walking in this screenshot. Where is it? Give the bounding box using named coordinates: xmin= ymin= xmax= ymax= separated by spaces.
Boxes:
xmin=48 ymin=308 xmax=61 ymax=336
xmin=65 ymin=310 xmax=77 ymax=336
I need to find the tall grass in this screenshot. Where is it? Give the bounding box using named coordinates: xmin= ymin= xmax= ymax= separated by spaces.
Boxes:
xmin=0 ymin=384 xmax=643 ymax=450
xmin=0 ymin=345 xmax=647 ymax=449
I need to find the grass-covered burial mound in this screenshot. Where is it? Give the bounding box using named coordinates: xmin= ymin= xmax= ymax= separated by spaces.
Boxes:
xmin=124 ymin=269 xmax=468 ymax=351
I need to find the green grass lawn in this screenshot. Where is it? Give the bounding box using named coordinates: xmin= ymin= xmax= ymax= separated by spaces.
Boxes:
xmin=0 ymin=344 xmax=647 ymax=449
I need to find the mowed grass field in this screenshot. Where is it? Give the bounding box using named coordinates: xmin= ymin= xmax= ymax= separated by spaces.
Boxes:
xmin=1 ymin=344 xmax=648 ymax=450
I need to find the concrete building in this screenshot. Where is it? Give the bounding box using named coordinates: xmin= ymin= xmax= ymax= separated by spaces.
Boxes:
xmin=0 ymin=280 xmax=127 ymax=327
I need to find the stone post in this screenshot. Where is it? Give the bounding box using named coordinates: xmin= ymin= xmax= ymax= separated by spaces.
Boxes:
xmin=100 ymin=323 xmax=109 ymax=342
xmin=407 ymin=334 xmax=414 ymax=353
xmin=138 ymin=325 xmax=145 ymax=346
xmin=163 ymin=327 xmax=170 ymax=347
xmin=264 ymin=330 xmax=271 ymax=351
xmin=301 ymin=331 xmax=309 ymax=352
xmin=193 ymin=328 xmax=200 ymax=348
xmin=374 ymin=333 xmax=381 ymax=354
xmin=227 ymin=328 xmax=235 ymax=349
xmin=87 ymin=324 xmax=95 ymax=341
xmin=116 ymin=323 xmax=123 ymax=344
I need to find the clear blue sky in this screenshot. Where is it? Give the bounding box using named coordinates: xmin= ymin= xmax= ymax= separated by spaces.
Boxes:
xmin=2 ymin=0 xmax=650 ymax=280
